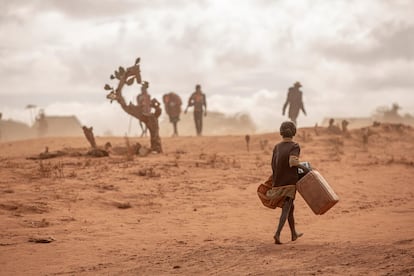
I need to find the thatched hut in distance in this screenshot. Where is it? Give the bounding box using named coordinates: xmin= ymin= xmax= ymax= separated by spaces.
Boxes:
xmin=32 ymin=115 xmax=83 ymax=137
xmin=0 ymin=115 xmax=83 ymax=141
xmin=0 ymin=119 xmax=33 ymax=141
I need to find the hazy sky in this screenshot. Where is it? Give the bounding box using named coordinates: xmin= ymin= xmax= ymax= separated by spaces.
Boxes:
xmin=1 ymin=0 xmax=413 ymax=134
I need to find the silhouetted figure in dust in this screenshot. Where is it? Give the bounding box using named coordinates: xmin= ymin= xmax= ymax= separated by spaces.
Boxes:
xmin=163 ymin=92 xmax=182 ymax=136
xmin=282 ymin=81 xmax=307 ymax=125
xmin=36 ymin=109 xmax=48 ymax=137
xmin=185 ymin=84 xmax=207 ymax=136
xmin=341 ymin=120 xmax=349 ymax=132
xmin=245 ymin=134 xmax=250 ymax=152
xmin=383 ymin=103 xmax=401 ymax=121
xmin=328 ymin=118 xmax=341 ymax=134
xmin=136 ymin=81 xmax=151 ymax=137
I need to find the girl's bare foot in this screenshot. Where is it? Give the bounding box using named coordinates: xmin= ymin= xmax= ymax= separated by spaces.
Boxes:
xmin=291 ymin=232 xmax=303 ymax=241
xmin=274 ymin=235 xmax=282 ymax=244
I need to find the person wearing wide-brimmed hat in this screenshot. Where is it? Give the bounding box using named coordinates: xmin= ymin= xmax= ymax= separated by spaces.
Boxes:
xmin=282 ymin=81 xmax=307 ymax=125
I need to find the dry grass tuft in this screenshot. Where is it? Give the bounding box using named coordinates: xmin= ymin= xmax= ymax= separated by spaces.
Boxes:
xmin=38 ymin=161 xmax=64 ymax=178
xmin=137 ymin=167 xmax=161 ymax=178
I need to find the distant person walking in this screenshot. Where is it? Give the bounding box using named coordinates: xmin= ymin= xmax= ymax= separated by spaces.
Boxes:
xmin=36 ymin=109 xmax=48 ymax=137
xmin=282 ymin=81 xmax=307 ymax=125
xmin=137 ymin=81 xmax=152 ymax=114
xmin=185 ymin=84 xmax=207 ymax=136
xmin=268 ymin=121 xmax=308 ymax=244
xmin=136 ymin=81 xmax=151 ymax=136
xmin=163 ymin=92 xmax=182 ymax=136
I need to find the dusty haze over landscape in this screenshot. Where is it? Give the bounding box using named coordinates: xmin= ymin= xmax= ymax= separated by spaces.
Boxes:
xmin=1 ymin=0 xmax=413 ymax=135
xmin=1 ymin=1 xmax=414 ymax=275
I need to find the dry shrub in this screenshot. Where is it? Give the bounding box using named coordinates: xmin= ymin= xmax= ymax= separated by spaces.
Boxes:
xmin=26 ymin=218 xmax=50 ymax=228
xmin=67 ymin=171 xmax=77 ymax=178
xmin=209 ymin=153 xmax=218 ymax=168
xmin=173 ymin=154 xmax=180 ymax=167
xmin=196 ymin=153 xmax=242 ymax=169
xmin=3 ymin=160 xmax=23 ymax=169
xmin=232 ymin=158 xmax=241 ymax=168
xmin=137 ymin=167 xmax=161 ymax=177
xmin=0 ymin=201 xmax=49 ymax=214
xmin=38 ymin=161 xmax=64 ymax=178
xmin=328 ymin=137 xmax=344 ymax=159
xmin=38 ymin=161 xmax=52 ymax=178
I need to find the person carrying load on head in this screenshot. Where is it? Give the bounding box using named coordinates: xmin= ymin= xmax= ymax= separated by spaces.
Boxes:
xmin=163 ymin=92 xmax=182 ymax=137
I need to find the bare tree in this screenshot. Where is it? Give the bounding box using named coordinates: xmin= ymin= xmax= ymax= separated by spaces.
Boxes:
xmin=104 ymin=58 xmax=162 ymax=153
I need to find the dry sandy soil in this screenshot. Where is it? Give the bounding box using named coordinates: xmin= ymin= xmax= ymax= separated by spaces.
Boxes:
xmin=0 ymin=124 xmax=413 ymax=275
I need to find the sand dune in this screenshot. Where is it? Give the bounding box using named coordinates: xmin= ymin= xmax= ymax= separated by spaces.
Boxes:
xmin=0 ymin=124 xmax=413 ymax=275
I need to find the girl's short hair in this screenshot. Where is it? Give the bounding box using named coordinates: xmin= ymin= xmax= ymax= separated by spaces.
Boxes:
xmin=280 ymin=121 xmax=297 ymax=138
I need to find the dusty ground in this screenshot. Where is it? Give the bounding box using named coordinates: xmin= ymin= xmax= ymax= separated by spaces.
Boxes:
xmin=0 ymin=124 xmax=413 ymax=275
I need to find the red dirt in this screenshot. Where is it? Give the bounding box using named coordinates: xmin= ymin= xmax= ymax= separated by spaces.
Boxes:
xmin=0 ymin=125 xmax=413 ymax=275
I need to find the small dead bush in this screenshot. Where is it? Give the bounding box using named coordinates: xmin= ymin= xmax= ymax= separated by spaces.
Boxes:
xmin=38 ymin=161 xmax=64 ymax=178
xmin=137 ymin=167 xmax=161 ymax=178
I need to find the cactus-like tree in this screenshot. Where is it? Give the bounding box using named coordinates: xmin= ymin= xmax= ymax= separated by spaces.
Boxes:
xmin=104 ymin=58 xmax=162 ymax=153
